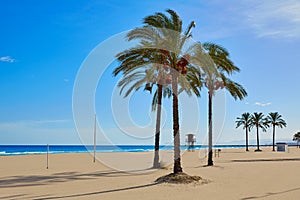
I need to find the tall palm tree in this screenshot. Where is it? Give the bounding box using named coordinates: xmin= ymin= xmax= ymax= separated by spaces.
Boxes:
xmin=236 ymin=112 xmax=252 ymax=151
xmin=198 ymin=43 xmax=247 ymax=166
xmin=113 ymin=10 xmax=179 ymax=169
xmin=149 ymin=10 xmax=195 ymax=174
xmin=115 ymin=47 xmax=171 ymax=169
xmin=151 ymin=85 xmax=171 ymax=168
xmin=114 ymin=9 xmax=197 ymax=174
xmin=250 ymin=112 xmax=269 ymax=151
xmin=267 ymin=112 xmax=287 ymax=151
xmin=293 ymin=132 xmax=300 ymax=148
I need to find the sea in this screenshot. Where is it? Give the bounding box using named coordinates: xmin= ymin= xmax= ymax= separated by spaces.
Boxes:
xmin=0 ymin=144 xmax=261 ymax=156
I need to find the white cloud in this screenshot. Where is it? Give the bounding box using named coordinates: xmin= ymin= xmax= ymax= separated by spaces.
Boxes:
xmin=192 ymin=0 xmax=300 ymax=39
xmin=0 ymin=56 xmax=15 ymax=63
xmin=243 ymin=0 xmax=300 ymax=38
xmin=254 ymin=102 xmax=272 ymax=107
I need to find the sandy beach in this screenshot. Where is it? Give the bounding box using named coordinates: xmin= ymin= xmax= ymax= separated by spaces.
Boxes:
xmin=1 ymin=147 xmax=300 ymax=200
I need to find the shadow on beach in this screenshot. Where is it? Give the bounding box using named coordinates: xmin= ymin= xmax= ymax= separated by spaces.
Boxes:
xmin=231 ymin=158 xmax=300 ymax=163
xmin=240 ymin=187 xmax=300 ymax=200
xmin=31 ymin=182 xmax=159 ymax=200
xmin=0 ymin=168 xmax=154 ymax=189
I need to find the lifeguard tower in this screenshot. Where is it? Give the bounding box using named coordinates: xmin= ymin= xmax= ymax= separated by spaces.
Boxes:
xmin=186 ymin=134 xmax=196 ymax=151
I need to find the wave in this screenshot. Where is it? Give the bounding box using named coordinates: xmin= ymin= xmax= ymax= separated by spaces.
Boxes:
xmin=0 ymin=151 xmax=44 ymax=156
xmin=0 ymin=144 xmax=261 ymax=156
xmin=0 ymin=151 xmax=71 ymax=156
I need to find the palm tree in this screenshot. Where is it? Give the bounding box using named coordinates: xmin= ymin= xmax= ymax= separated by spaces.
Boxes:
xmin=151 ymin=85 xmax=171 ymax=168
xmin=114 ymin=45 xmax=172 ymax=169
xmin=197 ymin=43 xmax=247 ymax=166
xmin=114 ymin=9 xmax=197 ymax=174
xmin=250 ymin=112 xmax=269 ymax=151
xmin=236 ymin=112 xmax=252 ymax=151
xmin=267 ymin=112 xmax=287 ymax=151
xmin=293 ymin=132 xmax=300 ymax=148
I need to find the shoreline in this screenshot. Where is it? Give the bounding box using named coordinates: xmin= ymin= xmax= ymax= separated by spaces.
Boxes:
xmin=2 ymin=144 xmax=297 ymax=157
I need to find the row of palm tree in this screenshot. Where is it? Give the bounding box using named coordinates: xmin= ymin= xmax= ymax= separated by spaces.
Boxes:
xmin=236 ymin=112 xmax=287 ymax=152
xmin=113 ymin=9 xmax=247 ymax=174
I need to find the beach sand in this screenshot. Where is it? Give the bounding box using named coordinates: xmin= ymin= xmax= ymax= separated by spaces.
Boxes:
xmin=1 ymin=147 xmax=300 ymax=200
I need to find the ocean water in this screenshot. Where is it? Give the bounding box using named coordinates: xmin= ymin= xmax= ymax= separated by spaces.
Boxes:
xmin=0 ymin=145 xmax=259 ymax=156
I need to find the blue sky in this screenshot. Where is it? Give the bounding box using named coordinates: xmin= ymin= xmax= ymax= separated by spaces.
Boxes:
xmin=1 ymin=0 xmax=300 ymax=145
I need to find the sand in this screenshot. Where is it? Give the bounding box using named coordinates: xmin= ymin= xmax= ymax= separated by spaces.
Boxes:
xmin=1 ymin=147 xmax=300 ymax=200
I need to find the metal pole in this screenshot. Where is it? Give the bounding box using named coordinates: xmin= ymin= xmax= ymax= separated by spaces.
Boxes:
xmin=46 ymin=144 xmax=49 ymax=169
xmin=93 ymin=114 xmax=96 ymax=163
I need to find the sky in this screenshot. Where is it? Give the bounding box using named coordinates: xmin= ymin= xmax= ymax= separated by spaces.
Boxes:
xmin=0 ymin=0 xmax=300 ymax=145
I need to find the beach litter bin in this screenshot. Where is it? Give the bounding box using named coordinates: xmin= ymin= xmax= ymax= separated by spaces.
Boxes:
xmin=276 ymin=142 xmax=288 ymax=152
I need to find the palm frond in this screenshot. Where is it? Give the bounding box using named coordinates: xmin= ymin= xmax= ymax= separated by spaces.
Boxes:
xmin=166 ymin=9 xmax=182 ymax=32
xmin=224 ymin=78 xmax=248 ymax=100
xmin=235 ymin=112 xmax=251 ymax=130
xmin=127 ymin=26 xmax=162 ymax=42
xmin=151 ymin=88 xmax=158 ymax=111
xmin=267 ymin=112 xmax=287 ymax=128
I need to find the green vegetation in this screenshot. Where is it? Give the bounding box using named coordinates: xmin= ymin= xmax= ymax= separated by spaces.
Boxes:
xmin=293 ymin=132 xmax=300 ymax=148
xmin=236 ymin=112 xmax=251 ymax=151
xmin=191 ymin=43 xmax=247 ymax=165
xmin=250 ymin=112 xmax=268 ymax=151
xmin=267 ymin=112 xmax=287 ymax=151
xmin=113 ymin=9 xmax=247 ymax=175
xmin=236 ymin=112 xmax=287 ymax=151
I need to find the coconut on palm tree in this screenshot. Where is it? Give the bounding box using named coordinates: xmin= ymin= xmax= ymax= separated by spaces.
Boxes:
xmin=267 ymin=112 xmax=287 ymax=151
xmin=236 ymin=112 xmax=252 ymax=151
xmin=146 ymin=11 xmax=196 ymax=174
xmin=191 ymin=42 xmax=247 ymax=166
xmin=113 ymin=10 xmax=180 ymax=169
xmin=293 ymin=132 xmax=300 ymax=148
xmin=250 ymin=112 xmax=269 ymax=151
xmin=114 ymin=9 xmax=199 ymax=174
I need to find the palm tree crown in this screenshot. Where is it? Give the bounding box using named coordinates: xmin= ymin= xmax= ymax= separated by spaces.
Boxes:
xmin=267 ymin=112 xmax=287 ymax=151
xmin=236 ymin=112 xmax=251 ymax=151
xmin=114 ymin=9 xmax=200 ymax=174
xmin=190 ymin=42 xmax=247 ymax=165
xmin=267 ymin=112 xmax=287 ymax=128
xmin=250 ymin=112 xmax=269 ymax=151
xmin=293 ymin=132 xmax=300 ymax=141
xmin=250 ymin=112 xmax=269 ymax=131
xmin=236 ymin=112 xmax=252 ymax=130
xmin=293 ymin=132 xmax=300 ymax=148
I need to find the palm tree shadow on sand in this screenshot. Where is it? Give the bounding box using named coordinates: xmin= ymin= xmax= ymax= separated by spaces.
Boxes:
xmin=231 ymin=158 xmax=300 ymax=163
xmin=194 ymin=164 xmax=225 ymax=169
xmin=0 ymin=168 xmax=156 ymax=189
xmin=32 ymin=182 xmax=159 ymax=200
xmin=240 ymin=187 xmax=300 ymax=200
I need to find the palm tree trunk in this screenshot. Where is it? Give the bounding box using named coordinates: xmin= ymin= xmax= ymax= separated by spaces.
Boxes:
xmin=246 ymin=127 xmax=249 ymax=151
xmin=272 ymin=125 xmax=275 ymax=151
xmin=208 ymin=91 xmax=213 ymax=166
xmin=172 ymin=74 xmax=183 ymax=174
xmin=256 ymin=126 xmax=260 ymax=151
xmin=153 ymin=84 xmax=162 ymax=168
